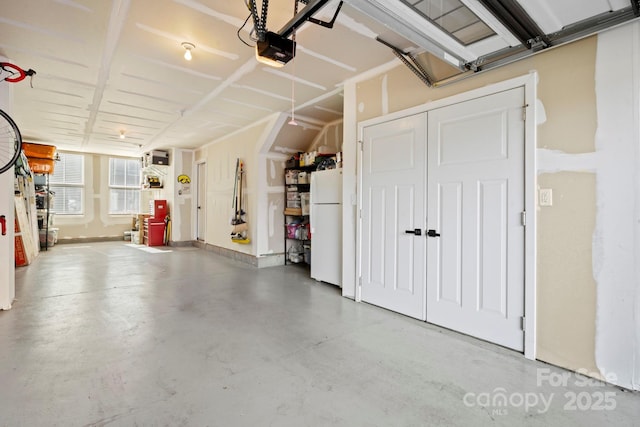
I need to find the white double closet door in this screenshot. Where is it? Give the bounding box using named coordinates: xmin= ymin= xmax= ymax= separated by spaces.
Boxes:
xmin=360 ymin=88 xmax=525 ymax=351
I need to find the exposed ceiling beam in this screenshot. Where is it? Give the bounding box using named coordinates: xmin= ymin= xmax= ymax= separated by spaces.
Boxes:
xmin=81 ymin=0 xmax=131 ymax=150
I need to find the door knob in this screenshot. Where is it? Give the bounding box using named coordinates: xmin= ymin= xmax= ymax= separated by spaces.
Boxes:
xmin=405 ymin=229 xmax=422 ymax=236
xmin=427 ymin=229 xmax=440 ymax=237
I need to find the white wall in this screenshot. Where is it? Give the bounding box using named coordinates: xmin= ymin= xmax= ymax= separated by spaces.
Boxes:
xmin=0 ymin=55 xmax=15 ymax=309
xmin=341 ymin=81 xmax=357 ymax=299
xmin=170 ymin=148 xmax=194 ymax=242
xmin=593 ymin=22 xmax=640 ymax=391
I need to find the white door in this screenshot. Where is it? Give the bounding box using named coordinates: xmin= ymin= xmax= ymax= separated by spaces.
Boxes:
xmin=196 ymin=162 xmax=206 ymax=241
xmin=426 ymin=88 xmax=525 ymax=351
xmin=360 ymin=113 xmax=426 ymax=320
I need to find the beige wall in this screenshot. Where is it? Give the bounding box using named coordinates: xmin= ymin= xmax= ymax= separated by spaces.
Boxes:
xmin=537 ymin=172 xmax=597 ymax=373
xmin=55 ymin=152 xmax=136 ymax=242
xmin=195 ymin=123 xmax=267 ymax=255
xmin=309 ymin=120 xmax=344 ymax=153
xmin=354 ymin=37 xmax=600 ymax=374
xmin=194 ymin=113 xmax=339 ymax=260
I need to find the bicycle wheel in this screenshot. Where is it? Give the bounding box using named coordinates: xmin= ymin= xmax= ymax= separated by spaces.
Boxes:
xmin=0 ymin=109 xmax=22 ymax=175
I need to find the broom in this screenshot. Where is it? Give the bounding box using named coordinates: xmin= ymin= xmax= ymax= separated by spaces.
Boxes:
xmin=231 ymin=159 xmax=249 ymax=242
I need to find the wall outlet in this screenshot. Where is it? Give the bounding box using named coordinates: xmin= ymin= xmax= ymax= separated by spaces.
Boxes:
xmin=539 ymin=188 xmax=553 ymax=206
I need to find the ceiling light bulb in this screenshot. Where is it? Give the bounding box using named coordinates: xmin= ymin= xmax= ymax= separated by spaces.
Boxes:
xmin=182 ymin=42 xmax=195 ymax=61
xmin=120 ymin=131 xmax=125 ymax=139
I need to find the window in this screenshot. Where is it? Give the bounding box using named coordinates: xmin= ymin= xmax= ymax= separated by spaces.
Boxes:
xmin=109 ymin=158 xmax=141 ymax=214
xmin=400 ymin=0 xmax=495 ymax=45
xmin=50 ymin=152 xmax=84 ymax=215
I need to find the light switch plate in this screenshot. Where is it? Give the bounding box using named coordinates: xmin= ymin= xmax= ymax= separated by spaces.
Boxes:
xmin=539 ymin=188 xmax=553 ymax=206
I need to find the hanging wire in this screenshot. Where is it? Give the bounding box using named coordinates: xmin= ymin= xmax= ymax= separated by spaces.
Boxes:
xmin=288 ymin=0 xmax=299 ymax=126
xmin=237 ymin=13 xmax=254 ymax=47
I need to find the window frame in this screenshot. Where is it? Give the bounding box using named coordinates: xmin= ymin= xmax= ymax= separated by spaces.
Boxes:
xmin=49 ymin=152 xmax=85 ymax=216
xmin=108 ymin=157 xmax=141 ymax=215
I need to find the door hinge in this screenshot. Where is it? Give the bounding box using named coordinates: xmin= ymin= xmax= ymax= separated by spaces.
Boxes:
xmin=520 ymin=211 xmax=526 ymax=227
xmin=358 ymin=276 xmax=362 ymax=287
xmin=359 ymin=208 xmax=362 ymax=219
xmin=521 ymin=316 xmax=526 ymax=331
xmin=358 ymin=140 xmax=363 ymax=151
xmin=522 ymin=104 xmax=529 ymax=121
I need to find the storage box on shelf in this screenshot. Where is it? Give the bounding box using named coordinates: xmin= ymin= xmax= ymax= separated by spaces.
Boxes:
xmin=284 ymin=164 xmax=316 ymax=265
xmin=143 ymin=150 xmax=170 ymax=167
xmin=23 ymin=142 xmax=57 ymax=175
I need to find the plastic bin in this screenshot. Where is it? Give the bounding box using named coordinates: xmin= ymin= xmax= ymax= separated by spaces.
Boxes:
xmin=22 ymin=142 xmax=56 ymax=160
xmin=285 ymin=170 xmax=298 ymax=184
xmin=300 ymin=192 xmax=310 ymax=215
xmin=298 ymin=171 xmax=309 ymax=184
xmin=39 ymin=227 xmax=58 ymax=247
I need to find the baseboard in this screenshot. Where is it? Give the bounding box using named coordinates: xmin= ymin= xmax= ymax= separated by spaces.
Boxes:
xmin=192 ymin=241 xmax=284 ymax=268
xmin=257 ymin=253 xmax=285 ymax=268
xmin=56 ymin=236 xmax=124 ymax=244
xmin=168 ymin=240 xmax=195 ymax=247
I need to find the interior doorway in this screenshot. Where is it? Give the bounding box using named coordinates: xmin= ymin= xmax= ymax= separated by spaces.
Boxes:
xmin=358 ymin=77 xmax=536 ymax=355
xmin=196 ymin=162 xmax=206 ymax=242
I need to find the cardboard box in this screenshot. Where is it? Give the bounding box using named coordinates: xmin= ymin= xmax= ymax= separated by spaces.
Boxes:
xmin=284 ymin=207 xmax=302 ymax=216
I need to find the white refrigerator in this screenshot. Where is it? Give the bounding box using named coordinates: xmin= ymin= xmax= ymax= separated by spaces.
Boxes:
xmin=310 ymin=168 xmax=342 ymax=287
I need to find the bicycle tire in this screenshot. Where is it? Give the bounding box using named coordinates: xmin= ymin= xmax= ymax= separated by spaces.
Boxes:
xmin=0 ymin=109 xmax=22 ymax=175
xmin=0 ymin=62 xmax=26 ymax=83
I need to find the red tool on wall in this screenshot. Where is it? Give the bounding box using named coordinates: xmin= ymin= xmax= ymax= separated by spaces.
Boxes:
xmin=0 ymin=62 xmax=36 ymax=87
xmin=0 ymin=215 xmax=6 ymax=236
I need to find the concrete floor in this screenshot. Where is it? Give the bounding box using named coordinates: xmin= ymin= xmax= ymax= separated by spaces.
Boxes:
xmin=1 ymin=242 xmax=638 ymax=426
